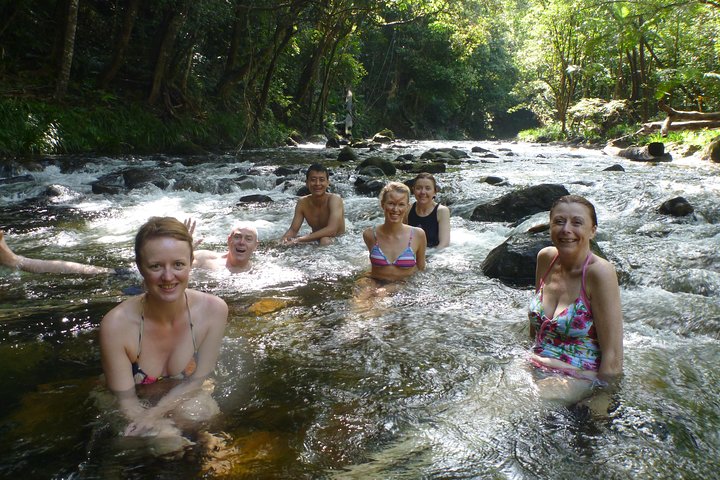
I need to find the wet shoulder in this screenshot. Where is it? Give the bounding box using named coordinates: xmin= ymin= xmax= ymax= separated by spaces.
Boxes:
xmin=411 ymin=226 xmax=427 ymax=244
xmin=187 ymin=289 xmax=228 ymax=320
xmin=101 ymin=295 xmax=142 ymax=331
xmin=537 ymin=246 xmax=557 ymax=262
xmin=585 ymin=255 xmax=618 ymax=286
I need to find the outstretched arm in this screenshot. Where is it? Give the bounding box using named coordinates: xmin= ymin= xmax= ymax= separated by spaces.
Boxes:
xmin=0 ymin=230 xmax=114 ymax=275
xmin=281 ymin=201 xmax=306 ymax=244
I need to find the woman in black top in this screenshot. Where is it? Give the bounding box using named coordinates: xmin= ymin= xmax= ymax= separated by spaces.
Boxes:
xmin=404 ymin=173 xmax=450 ymax=249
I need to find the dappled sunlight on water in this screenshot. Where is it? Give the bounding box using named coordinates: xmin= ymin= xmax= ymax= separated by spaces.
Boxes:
xmin=0 ymin=141 xmax=718 ymax=478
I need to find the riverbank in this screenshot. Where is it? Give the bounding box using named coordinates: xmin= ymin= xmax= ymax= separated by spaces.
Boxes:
xmin=2 ymin=96 xmax=718 ymax=164
xmin=518 ymin=122 xmax=719 ymax=164
xmin=0 ymin=97 xmax=291 ymax=158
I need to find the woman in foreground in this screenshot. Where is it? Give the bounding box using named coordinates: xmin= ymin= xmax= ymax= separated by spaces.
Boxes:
xmin=528 ymin=195 xmax=623 ymax=405
xmin=100 ymin=217 xmax=228 ymax=440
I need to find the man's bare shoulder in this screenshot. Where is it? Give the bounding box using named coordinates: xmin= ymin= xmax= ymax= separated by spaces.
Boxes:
xmin=194 ymin=249 xmax=222 ymax=261
xmin=296 ymin=194 xmax=314 ymax=210
xmin=193 ymin=249 xmax=228 ymax=270
xmin=328 ymin=192 xmax=344 ymax=204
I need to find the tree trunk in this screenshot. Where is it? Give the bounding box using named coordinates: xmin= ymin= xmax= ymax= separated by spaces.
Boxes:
xmin=0 ymin=2 xmax=20 ymax=38
xmin=51 ymin=0 xmax=69 ymax=69
xmin=225 ymin=2 xmax=248 ymax=73
xmin=639 ymin=120 xmax=720 ymax=135
xmin=637 ymin=101 xmax=720 ymax=136
xmin=294 ymin=34 xmax=334 ymax=118
xmin=55 ymin=0 xmax=79 ymax=100
xmin=626 ymin=48 xmax=641 ymax=102
xmin=98 ymin=0 xmax=141 ymax=89
xmin=312 ymin=32 xmax=344 ymax=131
xmin=251 ymin=23 xmax=295 ymax=131
xmin=604 ymin=141 xmax=671 ymax=162
xmin=148 ymin=2 xmax=189 ymax=105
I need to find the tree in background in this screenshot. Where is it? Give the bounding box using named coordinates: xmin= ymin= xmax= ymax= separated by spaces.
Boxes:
xmin=512 ymin=0 xmax=720 ymax=137
xmin=0 ymin=0 xmax=718 ymax=153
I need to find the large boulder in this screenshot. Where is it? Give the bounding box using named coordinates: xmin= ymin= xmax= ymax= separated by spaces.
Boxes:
xmin=91 ymin=172 xmax=125 ymax=194
xmin=123 ymin=168 xmax=170 ymax=190
xmin=482 ymin=229 xmax=552 ymax=287
xmin=337 ymin=146 xmax=359 ymax=162
xmin=174 ymin=176 xmax=237 ymax=194
xmin=372 ymin=129 xmax=395 ymax=143
xmin=471 ymin=184 xmax=569 ymax=223
xmin=355 ymin=177 xmax=386 ymax=196
xmin=238 ymin=194 xmax=273 ymax=204
xmin=91 ymin=167 xmax=171 ymax=194
xmin=604 ymin=141 xmax=672 ymax=162
xmin=357 ymin=166 xmax=386 ymax=178
xmin=357 ymin=156 xmax=396 ymax=176
xmin=482 ymin=226 xmax=605 ymax=287
xmin=702 ymin=136 xmax=720 ymax=163
xmin=410 ymin=162 xmax=446 ymax=174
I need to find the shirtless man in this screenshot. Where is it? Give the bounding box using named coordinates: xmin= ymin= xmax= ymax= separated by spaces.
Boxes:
xmin=281 ymin=164 xmax=345 ymax=246
xmin=0 ymin=221 xmax=259 ymax=275
xmin=191 ymin=223 xmax=259 ymax=273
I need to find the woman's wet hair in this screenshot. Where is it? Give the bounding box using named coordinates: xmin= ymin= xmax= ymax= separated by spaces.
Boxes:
xmin=379 ymin=181 xmax=411 ymax=204
xmin=134 ymin=217 xmax=194 ymax=267
xmin=412 ymin=172 xmax=438 ymax=193
xmin=550 ymin=195 xmax=598 ymax=227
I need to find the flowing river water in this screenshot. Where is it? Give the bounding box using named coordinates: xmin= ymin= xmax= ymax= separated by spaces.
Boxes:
xmin=0 ymin=140 xmax=718 ymax=479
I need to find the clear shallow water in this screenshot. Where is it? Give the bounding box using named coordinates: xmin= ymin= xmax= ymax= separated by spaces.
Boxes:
xmin=0 ymin=141 xmax=718 ymax=478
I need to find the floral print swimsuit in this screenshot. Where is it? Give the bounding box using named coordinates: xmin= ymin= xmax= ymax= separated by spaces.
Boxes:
xmin=528 ymin=253 xmax=601 ymax=372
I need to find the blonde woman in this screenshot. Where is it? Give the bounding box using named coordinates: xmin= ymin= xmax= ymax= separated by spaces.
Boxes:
xmin=363 ymin=182 xmax=426 ymax=282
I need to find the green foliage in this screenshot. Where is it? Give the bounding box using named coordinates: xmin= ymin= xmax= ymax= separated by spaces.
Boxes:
xmin=1 ymin=0 xmax=717 ymax=154
xmin=517 ymin=123 xmax=566 ymax=142
xmin=0 ymin=97 xmax=289 ymax=156
xmin=645 ymin=129 xmax=719 ymax=148
xmin=568 ymin=98 xmax=631 ymax=137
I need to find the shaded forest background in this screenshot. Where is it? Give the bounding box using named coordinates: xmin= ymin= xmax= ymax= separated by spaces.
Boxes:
xmin=0 ymin=0 xmax=718 ymax=155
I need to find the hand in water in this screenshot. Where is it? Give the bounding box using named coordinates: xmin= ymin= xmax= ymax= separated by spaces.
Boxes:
xmin=124 ymin=415 xmax=181 ymax=437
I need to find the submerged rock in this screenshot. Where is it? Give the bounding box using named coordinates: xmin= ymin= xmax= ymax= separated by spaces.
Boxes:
xmin=658 ymin=196 xmax=694 ymax=217
xmin=238 ymin=194 xmax=273 ymax=204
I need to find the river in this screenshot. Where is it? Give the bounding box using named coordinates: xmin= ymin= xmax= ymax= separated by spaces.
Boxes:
xmin=0 ymin=140 xmax=718 ymax=478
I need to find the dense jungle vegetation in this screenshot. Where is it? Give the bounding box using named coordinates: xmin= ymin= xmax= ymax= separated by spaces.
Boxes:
xmin=0 ymin=0 xmax=718 ymax=155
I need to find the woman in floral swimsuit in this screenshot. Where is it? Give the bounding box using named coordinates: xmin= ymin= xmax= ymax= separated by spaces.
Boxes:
xmin=528 ymin=195 xmax=623 ymax=403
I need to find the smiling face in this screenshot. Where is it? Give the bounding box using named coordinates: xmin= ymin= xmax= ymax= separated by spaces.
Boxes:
xmin=139 ymin=236 xmax=192 ymax=302
xmin=227 ymin=226 xmax=258 ymax=265
xmin=382 ymin=189 xmax=410 ymax=223
xmin=306 ymin=170 xmax=329 ymax=197
xmin=413 ymin=178 xmax=437 ymax=205
xmin=549 ymin=201 xmax=597 ymax=253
